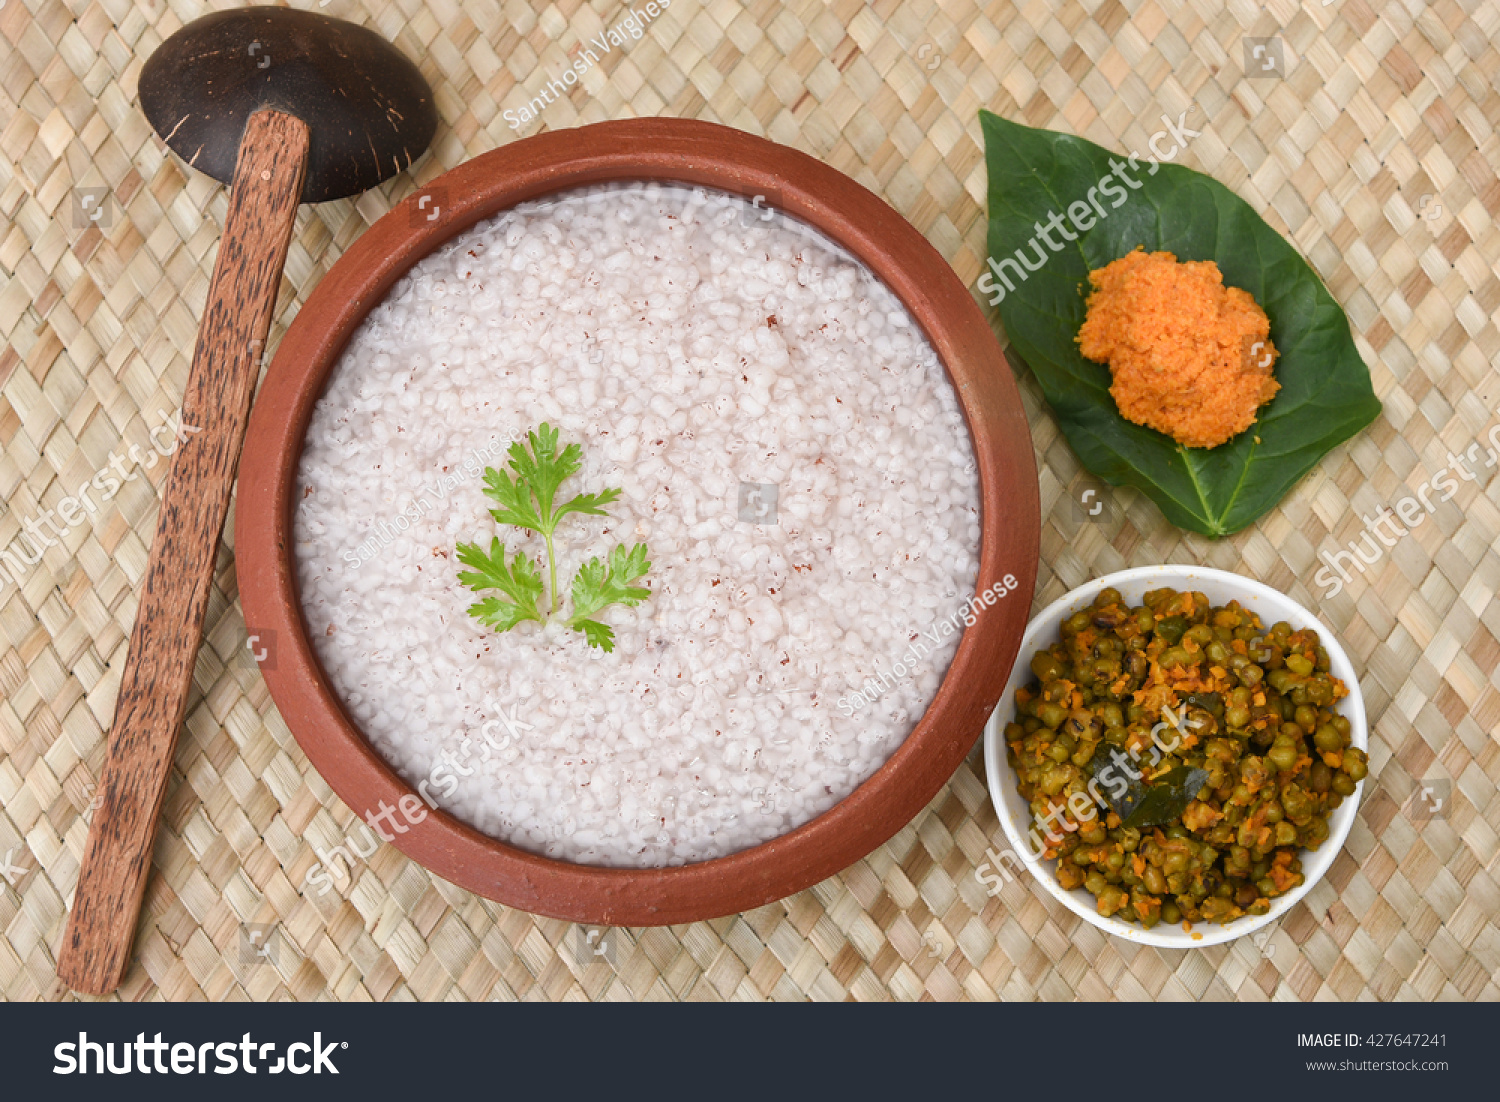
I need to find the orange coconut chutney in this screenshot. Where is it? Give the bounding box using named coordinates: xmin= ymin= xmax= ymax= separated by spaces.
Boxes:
xmin=1077 ymin=249 xmax=1279 ymax=449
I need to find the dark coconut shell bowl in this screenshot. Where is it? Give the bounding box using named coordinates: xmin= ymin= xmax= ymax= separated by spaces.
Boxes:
xmin=237 ymin=117 xmax=1040 ymax=926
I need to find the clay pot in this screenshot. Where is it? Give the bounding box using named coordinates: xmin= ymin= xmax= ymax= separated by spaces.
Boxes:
xmin=237 ymin=118 xmax=1040 ymax=925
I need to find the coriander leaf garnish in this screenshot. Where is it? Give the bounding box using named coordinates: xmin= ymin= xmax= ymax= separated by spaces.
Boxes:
xmin=458 ymin=424 xmax=651 ymax=650
xmin=567 ymin=543 xmax=652 ymax=653
xmin=456 ymin=537 xmax=546 ymax=631
xmin=552 ymin=488 xmax=623 ymax=523
xmin=482 ymin=424 xmax=625 ymax=613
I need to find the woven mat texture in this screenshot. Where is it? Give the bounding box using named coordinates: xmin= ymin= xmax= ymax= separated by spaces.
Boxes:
xmin=2 ymin=0 xmax=1498 ymax=1002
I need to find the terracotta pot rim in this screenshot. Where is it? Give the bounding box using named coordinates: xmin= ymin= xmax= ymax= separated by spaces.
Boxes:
xmin=237 ymin=117 xmax=1041 ymax=926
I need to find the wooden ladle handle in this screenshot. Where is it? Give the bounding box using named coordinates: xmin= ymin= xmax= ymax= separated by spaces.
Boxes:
xmin=57 ymin=109 xmax=309 ymax=995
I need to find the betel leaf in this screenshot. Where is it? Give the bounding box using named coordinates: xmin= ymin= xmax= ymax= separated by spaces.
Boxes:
xmin=980 ymin=111 xmax=1381 ymax=537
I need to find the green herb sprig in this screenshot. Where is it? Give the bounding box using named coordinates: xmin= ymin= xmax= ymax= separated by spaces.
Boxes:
xmin=456 ymin=424 xmax=650 ymax=651
xmin=567 ymin=542 xmax=652 ymax=653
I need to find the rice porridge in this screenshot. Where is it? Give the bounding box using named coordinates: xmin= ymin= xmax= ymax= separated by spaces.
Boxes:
xmin=293 ymin=183 xmax=981 ymax=867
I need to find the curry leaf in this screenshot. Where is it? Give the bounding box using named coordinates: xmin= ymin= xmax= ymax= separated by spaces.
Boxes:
xmin=980 ymin=111 xmax=1381 ymax=537
xmin=1084 ymin=746 xmax=1149 ymax=823
xmin=1085 ymin=747 xmax=1211 ymax=831
xmin=1122 ymin=766 xmax=1213 ymax=830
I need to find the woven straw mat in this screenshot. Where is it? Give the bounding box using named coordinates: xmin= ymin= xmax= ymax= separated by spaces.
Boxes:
xmin=1 ymin=0 xmax=1498 ymax=1002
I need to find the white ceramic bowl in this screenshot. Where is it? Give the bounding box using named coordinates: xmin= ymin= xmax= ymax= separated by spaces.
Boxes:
xmin=982 ymin=565 xmax=1367 ymax=948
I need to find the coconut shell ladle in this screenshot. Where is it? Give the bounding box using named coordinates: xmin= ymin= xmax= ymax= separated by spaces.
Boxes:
xmin=57 ymin=7 xmax=435 ymax=995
